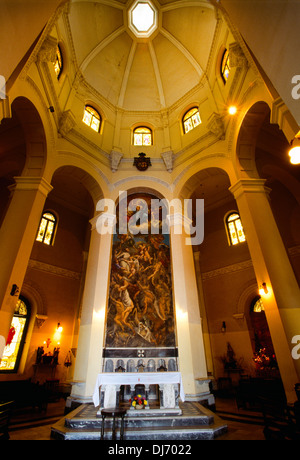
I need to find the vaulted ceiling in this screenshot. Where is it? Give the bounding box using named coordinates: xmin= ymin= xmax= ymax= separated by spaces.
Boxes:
xmin=68 ymin=0 xmax=217 ymax=111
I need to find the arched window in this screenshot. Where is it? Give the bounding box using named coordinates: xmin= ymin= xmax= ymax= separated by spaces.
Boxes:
xmin=226 ymin=212 xmax=245 ymax=245
xmin=250 ymin=296 xmax=278 ymax=372
xmin=221 ymin=49 xmax=230 ymax=83
xmin=36 ymin=211 xmax=57 ymax=245
xmin=53 ymin=45 xmax=63 ymax=79
xmin=133 ymin=126 xmax=152 ymax=146
xmin=82 ymin=105 xmax=101 ymax=132
xmin=182 ymin=107 xmax=201 ymax=134
xmin=0 ymin=297 xmax=30 ymax=373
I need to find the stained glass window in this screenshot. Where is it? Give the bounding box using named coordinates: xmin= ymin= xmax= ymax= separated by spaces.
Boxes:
xmin=53 ymin=45 xmax=63 ymax=79
xmin=183 ymin=107 xmax=201 ymax=134
xmin=36 ymin=212 xmax=57 ymax=245
xmin=133 ymin=126 xmax=152 ymax=146
xmin=0 ymin=298 xmax=30 ymax=372
xmin=226 ymin=212 xmax=246 ymax=245
xmin=253 ymin=297 xmax=265 ymax=312
xmin=221 ymin=49 xmax=230 ymax=83
xmin=82 ymin=105 xmax=101 ymax=132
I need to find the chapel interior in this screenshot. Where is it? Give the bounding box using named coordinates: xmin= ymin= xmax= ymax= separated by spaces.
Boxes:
xmin=0 ymin=0 xmax=300 ymax=441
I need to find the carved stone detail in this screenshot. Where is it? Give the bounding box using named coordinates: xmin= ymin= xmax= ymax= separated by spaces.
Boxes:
xmin=161 ymin=150 xmax=174 ymax=172
xmin=207 ymin=113 xmax=225 ymax=140
xmin=228 ymin=42 xmax=247 ymax=68
xmin=59 ymin=110 xmax=76 ymax=137
xmin=110 ymin=150 xmax=123 ymax=172
xmin=38 ymin=35 xmax=58 ymax=63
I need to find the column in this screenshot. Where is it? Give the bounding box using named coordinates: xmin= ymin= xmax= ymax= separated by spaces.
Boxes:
xmin=169 ymin=212 xmax=210 ymax=402
xmin=69 ymin=213 xmax=114 ymax=404
xmin=230 ymin=178 xmax=300 ymax=403
xmin=0 ymin=177 xmax=52 ymax=358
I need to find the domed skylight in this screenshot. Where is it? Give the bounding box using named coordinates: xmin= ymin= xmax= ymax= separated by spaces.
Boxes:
xmin=128 ymin=1 xmax=158 ymax=38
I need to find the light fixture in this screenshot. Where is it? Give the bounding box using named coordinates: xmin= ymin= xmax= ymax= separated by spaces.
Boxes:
xmin=259 ymin=282 xmax=268 ymax=296
xmin=221 ymin=321 xmax=226 ymax=333
xmin=10 ymin=284 xmax=19 ymax=296
xmin=288 ymin=136 xmax=300 ymax=164
xmin=228 ymin=105 xmax=237 ymax=115
xmin=57 ymin=322 xmax=63 ymax=333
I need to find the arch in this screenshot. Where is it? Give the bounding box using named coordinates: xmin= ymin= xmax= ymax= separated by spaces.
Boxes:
xmin=235 ymin=101 xmax=271 ymax=179
xmin=174 ymin=155 xmax=237 ymax=201
xmin=10 ymin=96 xmax=48 ymax=178
xmin=178 ymin=166 xmax=232 ymax=203
xmin=50 ymin=164 xmax=104 ymax=211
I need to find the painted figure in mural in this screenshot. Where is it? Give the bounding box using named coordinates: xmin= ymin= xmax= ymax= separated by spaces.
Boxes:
xmin=105 ymin=193 xmax=176 ymax=348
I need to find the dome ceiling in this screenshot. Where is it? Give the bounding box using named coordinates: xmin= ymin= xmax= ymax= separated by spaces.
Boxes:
xmin=68 ymin=0 xmax=217 ymax=111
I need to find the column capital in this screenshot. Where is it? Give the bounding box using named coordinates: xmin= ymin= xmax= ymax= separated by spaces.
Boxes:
xmin=10 ymin=177 xmax=53 ymax=197
xmin=90 ymin=212 xmax=116 ymax=233
xmin=167 ymin=212 xmax=192 ymax=229
xmin=229 ymin=178 xmax=269 ymax=199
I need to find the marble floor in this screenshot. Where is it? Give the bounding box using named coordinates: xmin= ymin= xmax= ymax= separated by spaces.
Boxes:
xmin=6 ymin=396 xmax=266 ymax=441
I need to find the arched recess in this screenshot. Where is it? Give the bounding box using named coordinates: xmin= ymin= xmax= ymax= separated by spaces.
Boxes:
xmin=9 ymin=97 xmax=48 ymax=178
xmin=235 ymin=101 xmax=275 ymax=179
xmin=0 ymin=96 xmax=48 ymax=227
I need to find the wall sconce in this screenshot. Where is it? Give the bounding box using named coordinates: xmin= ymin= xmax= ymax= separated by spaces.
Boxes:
xmin=288 ymin=136 xmax=300 ymax=164
xmin=10 ymin=284 xmax=19 ymax=296
xmin=57 ymin=322 xmax=63 ymax=333
xmin=259 ymin=282 xmax=268 ymax=296
xmin=221 ymin=321 xmax=226 ymax=333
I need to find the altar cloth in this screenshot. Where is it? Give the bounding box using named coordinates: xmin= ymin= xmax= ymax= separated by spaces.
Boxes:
xmin=93 ymin=372 xmax=185 ymax=407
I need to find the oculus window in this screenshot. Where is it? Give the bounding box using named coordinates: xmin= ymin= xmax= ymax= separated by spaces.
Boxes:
xmin=0 ymin=298 xmax=30 ymax=372
xmin=183 ymin=107 xmax=201 ymax=134
xmin=36 ymin=212 xmax=57 ymax=245
xmin=226 ymin=212 xmax=246 ymax=245
xmin=133 ymin=126 xmax=152 ymax=146
xmin=82 ymin=105 xmax=101 ymax=133
xmin=128 ymin=1 xmax=158 ymax=38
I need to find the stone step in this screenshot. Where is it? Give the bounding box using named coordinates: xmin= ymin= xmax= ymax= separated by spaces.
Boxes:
xmin=51 ymin=401 xmax=228 ymax=440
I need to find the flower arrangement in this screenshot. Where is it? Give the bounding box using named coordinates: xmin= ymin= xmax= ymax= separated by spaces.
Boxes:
xmin=130 ymin=394 xmax=148 ymax=409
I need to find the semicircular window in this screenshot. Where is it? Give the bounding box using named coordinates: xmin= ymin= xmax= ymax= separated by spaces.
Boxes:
xmin=133 ymin=126 xmax=152 ymax=146
xmin=183 ymin=107 xmax=201 ymax=134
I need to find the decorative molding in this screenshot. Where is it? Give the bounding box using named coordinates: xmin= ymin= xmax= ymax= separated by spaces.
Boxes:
xmin=0 ymin=96 xmax=12 ymax=123
xmin=201 ymin=244 xmax=300 ymax=281
xmin=37 ymin=35 xmax=58 ymax=63
xmin=228 ymin=42 xmax=247 ymax=69
xmin=161 ymin=150 xmax=174 ymax=172
xmin=202 ymin=259 xmax=254 ymax=281
xmin=110 ymin=150 xmax=123 ymax=172
xmin=36 ymin=314 xmax=48 ymax=328
xmin=206 ymin=112 xmax=225 ymax=140
xmin=59 ymin=109 xmax=76 ymax=137
xmin=28 ymin=259 xmax=81 ymax=280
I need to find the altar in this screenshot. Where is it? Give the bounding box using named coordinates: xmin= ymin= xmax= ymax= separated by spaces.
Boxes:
xmin=93 ymin=372 xmax=185 ymax=415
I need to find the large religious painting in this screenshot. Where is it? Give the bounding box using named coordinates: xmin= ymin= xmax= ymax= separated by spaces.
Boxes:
xmin=105 ymin=193 xmax=175 ymax=348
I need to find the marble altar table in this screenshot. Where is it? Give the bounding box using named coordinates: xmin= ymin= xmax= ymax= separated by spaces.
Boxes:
xmin=93 ymin=372 xmax=185 ymax=414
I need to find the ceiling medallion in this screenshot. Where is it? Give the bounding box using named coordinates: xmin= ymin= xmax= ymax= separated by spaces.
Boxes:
xmin=133 ymin=152 xmax=152 ymax=171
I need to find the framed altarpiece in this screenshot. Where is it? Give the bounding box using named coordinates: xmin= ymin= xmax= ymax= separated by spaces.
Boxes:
xmin=102 ymin=193 xmax=178 ymax=389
